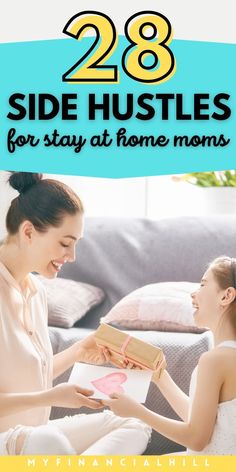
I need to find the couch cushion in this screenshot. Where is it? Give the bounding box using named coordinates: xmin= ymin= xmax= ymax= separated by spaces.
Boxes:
xmin=101 ymin=281 xmax=206 ymax=333
xmin=38 ymin=276 xmax=105 ymax=328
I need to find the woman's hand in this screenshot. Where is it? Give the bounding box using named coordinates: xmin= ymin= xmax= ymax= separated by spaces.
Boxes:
xmin=75 ymin=333 xmax=111 ymax=365
xmin=53 ymin=333 xmax=112 ymax=380
xmin=102 ymin=392 xmax=145 ymax=418
xmin=48 ymin=383 xmax=103 ymax=410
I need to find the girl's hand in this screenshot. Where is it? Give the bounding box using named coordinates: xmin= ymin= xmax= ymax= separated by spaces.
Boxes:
xmin=122 ymin=360 xmax=142 ymax=369
xmin=121 ymin=354 xmax=167 ymax=374
xmin=102 ymin=393 xmax=144 ymax=418
xmin=48 ymin=383 xmax=103 ymax=410
xmin=151 ymin=356 xmax=167 ymax=384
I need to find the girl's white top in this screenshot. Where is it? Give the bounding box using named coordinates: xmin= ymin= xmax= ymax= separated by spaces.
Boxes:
xmin=187 ymin=340 xmax=236 ymax=455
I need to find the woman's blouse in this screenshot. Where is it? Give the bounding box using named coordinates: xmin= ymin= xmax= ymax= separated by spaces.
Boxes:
xmin=0 ymin=262 xmax=53 ymax=432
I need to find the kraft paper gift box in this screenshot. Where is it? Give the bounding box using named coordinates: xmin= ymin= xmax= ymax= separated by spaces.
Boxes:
xmin=95 ymin=323 xmax=166 ymax=377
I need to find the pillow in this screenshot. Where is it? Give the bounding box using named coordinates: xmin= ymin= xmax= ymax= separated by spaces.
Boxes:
xmin=101 ymin=282 xmax=206 ymax=333
xmin=37 ymin=276 xmax=105 ymax=328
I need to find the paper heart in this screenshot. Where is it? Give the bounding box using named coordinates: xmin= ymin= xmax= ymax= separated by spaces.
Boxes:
xmin=91 ymin=372 xmax=127 ymax=395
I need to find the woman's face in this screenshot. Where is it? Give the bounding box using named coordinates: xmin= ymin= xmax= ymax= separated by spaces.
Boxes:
xmin=191 ymin=268 xmax=223 ymax=330
xmin=29 ymin=212 xmax=84 ymax=278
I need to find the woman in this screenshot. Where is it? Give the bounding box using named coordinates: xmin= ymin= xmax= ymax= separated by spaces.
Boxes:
xmin=103 ymin=256 xmax=236 ymax=454
xmin=0 ymin=172 xmax=151 ymax=455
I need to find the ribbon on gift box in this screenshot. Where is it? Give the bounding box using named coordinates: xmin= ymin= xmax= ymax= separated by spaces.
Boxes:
xmin=120 ymin=335 xmax=131 ymax=360
xmin=95 ymin=323 xmax=166 ymax=376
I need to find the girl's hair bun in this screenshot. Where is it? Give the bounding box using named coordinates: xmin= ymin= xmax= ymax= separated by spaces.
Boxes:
xmin=8 ymin=172 xmax=43 ymax=194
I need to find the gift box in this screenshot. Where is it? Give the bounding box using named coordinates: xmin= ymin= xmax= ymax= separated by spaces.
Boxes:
xmin=95 ymin=323 xmax=166 ymax=375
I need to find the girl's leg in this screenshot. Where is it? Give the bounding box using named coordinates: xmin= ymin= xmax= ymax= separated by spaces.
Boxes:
xmin=51 ymin=410 xmax=152 ymax=455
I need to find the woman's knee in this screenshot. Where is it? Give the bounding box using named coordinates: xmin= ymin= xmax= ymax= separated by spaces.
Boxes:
xmin=21 ymin=426 xmax=76 ymax=455
xmin=123 ymin=417 xmax=152 ymax=439
xmin=102 ymin=410 xmax=152 ymax=443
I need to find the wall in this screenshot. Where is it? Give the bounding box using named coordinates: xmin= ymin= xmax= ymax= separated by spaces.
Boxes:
xmin=0 ymin=171 xmax=206 ymax=240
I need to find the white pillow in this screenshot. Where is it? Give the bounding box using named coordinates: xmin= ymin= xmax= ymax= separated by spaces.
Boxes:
xmin=101 ymin=282 xmax=206 ymax=333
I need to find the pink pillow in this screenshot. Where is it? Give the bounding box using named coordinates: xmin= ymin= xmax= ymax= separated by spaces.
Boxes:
xmin=37 ymin=275 xmax=105 ymax=328
xmin=101 ymin=282 xmax=206 ymax=333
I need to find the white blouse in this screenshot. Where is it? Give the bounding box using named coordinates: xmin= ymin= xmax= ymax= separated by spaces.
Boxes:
xmin=0 ymin=262 xmax=53 ymax=433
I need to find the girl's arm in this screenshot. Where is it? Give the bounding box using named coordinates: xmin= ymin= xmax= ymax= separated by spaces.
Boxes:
xmin=104 ymin=351 xmax=222 ymax=451
xmin=152 ymin=370 xmax=190 ymax=421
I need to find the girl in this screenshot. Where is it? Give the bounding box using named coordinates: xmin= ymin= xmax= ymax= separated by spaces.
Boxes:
xmin=0 ymin=172 xmax=151 ymax=456
xmin=103 ymin=256 xmax=236 ymax=454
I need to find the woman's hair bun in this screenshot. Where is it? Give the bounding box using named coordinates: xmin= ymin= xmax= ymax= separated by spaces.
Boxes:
xmin=8 ymin=172 xmax=43 ymax=194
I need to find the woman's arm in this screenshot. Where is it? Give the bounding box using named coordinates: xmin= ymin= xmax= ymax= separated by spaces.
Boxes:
xmin=53 ymin=333 xmax=110 ymax=379
xmin=0 ymin=390 xmax=51 ymax=417
xmin=53 ymin=343 xmax=78 ymax=379
xmin=103 ymin=351 xmax=222 ymax=451
xmin=0 ymin=383 xmax=103 ymax=418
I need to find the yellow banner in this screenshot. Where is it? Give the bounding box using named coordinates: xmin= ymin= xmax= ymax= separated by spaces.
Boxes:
xmin=0 ymin=456 xmax=236 ymax=472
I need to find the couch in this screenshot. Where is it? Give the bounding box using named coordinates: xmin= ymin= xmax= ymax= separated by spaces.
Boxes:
xmin=49 ymin=215 xmax=236 ymax=454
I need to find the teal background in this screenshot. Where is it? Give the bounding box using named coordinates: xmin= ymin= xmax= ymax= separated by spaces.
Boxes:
xmin=0 ymin=36 xmax=235 ymax=177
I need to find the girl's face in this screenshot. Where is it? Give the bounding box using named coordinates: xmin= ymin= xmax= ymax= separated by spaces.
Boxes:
xmin=29 ymin=212 xmax=84 ymax=278
xmin=191 ymin=268 xmax=223 ymax=330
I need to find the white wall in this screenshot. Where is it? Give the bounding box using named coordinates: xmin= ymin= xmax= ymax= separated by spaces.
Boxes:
xmin=0 ymin=1 xmax=235 ymax=43
xmin=0 ymin=1 xmax=234 ymax=237
xmin=48 ymin=174 xmax=147 ymax=218
xmin=0 ymin=171 xmax=206 ymax=240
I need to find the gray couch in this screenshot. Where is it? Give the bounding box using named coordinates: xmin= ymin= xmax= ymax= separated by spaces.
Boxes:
xmin=49 ymin=215 xmax=236 ymax=454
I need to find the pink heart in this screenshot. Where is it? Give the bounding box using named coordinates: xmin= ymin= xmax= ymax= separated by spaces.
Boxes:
xmin=91 ymin=372 xmax=127 ymax=395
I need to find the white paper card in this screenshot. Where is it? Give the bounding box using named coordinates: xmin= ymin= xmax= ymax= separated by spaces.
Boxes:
xmin=68 ymin=363 xmax=152 ymax=403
